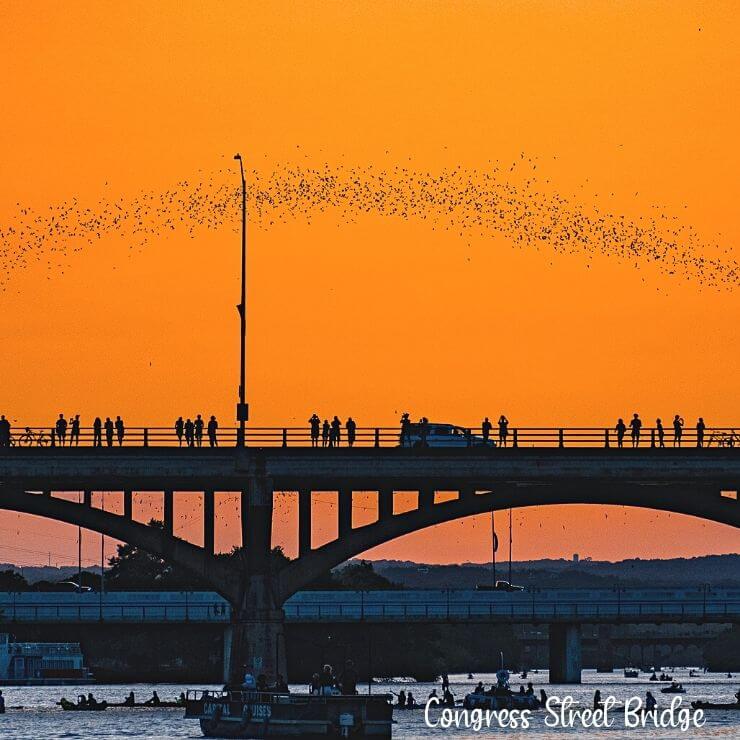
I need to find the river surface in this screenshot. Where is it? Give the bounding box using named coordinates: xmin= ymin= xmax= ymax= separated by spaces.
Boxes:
xmin=0 ymin=669 xmax=738 ymax=738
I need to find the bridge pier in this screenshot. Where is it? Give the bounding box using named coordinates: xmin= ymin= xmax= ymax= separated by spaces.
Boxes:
xmin=549 ymin=623 xmax=582 ymax=684
xmin=338 ymin=488 xmax=352 ymax=537
xmin=596 ymin=625 xmax=614 ymax=673
xmin=419 ymin=488 xmax=434 ymax=509
xmin=379 ymin=488 xmax=393 ymax=520
xmin=229 ymin=477 xmax=287 ymax=685
xmin=123 ymin=490 xmax=132 ymax=520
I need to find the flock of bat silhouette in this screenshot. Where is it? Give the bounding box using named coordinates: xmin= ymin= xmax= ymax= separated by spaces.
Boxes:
xmin=0 ymin=157 xmax=737 ymax=293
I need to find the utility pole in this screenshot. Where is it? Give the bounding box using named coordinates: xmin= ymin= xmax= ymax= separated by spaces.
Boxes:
xmin=233 ymin=154 xmax=248 ymax=446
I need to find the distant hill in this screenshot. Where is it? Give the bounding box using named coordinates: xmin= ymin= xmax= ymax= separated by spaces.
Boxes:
xmin=0 ymin=563 xmax=101 ymax=584
xmin=367 ymin=554 xmax=740 ymax=589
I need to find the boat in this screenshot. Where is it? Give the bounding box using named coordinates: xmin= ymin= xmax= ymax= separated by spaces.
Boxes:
xmin=185 ymin=689 xmax=393 ymax=738
xmin=463 ymin=668 xmax=539 ymax=712
xmin=624 ymin=669 xmax=639 ymax=678
xmin=691 ymin=701 xmax=740 ymax=711
xmin=108 ymin=700 xmax=185 ymax=709
xmin=59 ymin=697 xmax=108 ymax=711
xmin=0 ymin=632 xmax=94 ymax=686
xmin=660 ymin=684 xmax=686 ymax=694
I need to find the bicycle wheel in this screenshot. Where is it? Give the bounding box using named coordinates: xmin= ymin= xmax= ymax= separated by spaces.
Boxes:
xmin=18 ymin=434 xmax=33 ymax=447
xmin=36 ymin=434 xmax=49 ymax=447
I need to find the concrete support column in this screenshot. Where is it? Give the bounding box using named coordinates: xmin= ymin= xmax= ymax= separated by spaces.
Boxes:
xmin=203 ymin=490 xmax=214 ymax=555
xmin=338 ymin=488 xmax=352 ymax=538
xmin=298 ymin=489 xmax=311 ymax=557
xmin=418 ymin=488 xmax=434 ymax=509
xmin=163 ymin=490 xmax=173 ymax=535
xmin=83 ymin=490 xmax=92 ymax=507
xmin=596 ymin=625 xmax=614 ymax=673
xmin=222 ymin=624 xmax=234 ymax=684
xmin=549 ymin=623 xmax=582 ymax=684
xmin=231 ymin=476 xmax=287 ymax=684
xmin=123 ymin=490 xmax=132 ymax=520
xmin=378 ymin=488 xmax=393 ymax=520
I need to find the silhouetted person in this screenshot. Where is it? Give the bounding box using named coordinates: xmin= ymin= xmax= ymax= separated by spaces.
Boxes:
xmin=115 ymin=415 xmax=125 ymax=446
xmin=0 ymin=689 xmax=4 ymax=713
xmin=330 ymin=416 xmax=341 ymax=447
xmin=656 ymin=418 xmax=665 ymax=447
xmin=194 ymin=414 xmax=204 ymax=447
xmin=56 ymin=414 xmax=68 ymax=446
xmin=0 ymin=415 xmax=10 ymax=448
xmin=539 ymin=688 xmax=547 ymax=706
xmin=419 ymin=416 xmax=429 ymax=446
xmin=482 ymin=417 xmax=492 ymax=442
xmin=104 ymin=417 xmax=114 ymax=447
xmin=346 ymin=416 xmax=357 ymax=447
xmin=123 ymin=691 xmax=135 ymax=706
xmin=321 ymin=419 xmax=330 ymax=447
xmin=615 ymin=418 xmax=626 ymax=448
xmin=184 ymin=418 xmax=195 ymax=447
xmin=645 ymin=690 xmax=656 ymax=712
xmin=498 ymin=415 xmax=509 ymax=447
xmin=696 ymin=417 xmax=706 ymax=447
xmin=208 ymin=415 xmax=218 ymax=447
xmin=309 ymin=414 xmax=320 ymax=447
xmin=526 ymin=682 xmax=534 ymax=696
xmin=144 ymin=690 xmax=160 ymax=706
xmin=629 ymin=413 xmax=642 ymax=447
xmin=441 ymin=673 xmax=449 ymax=691
xmin=443 ymin=688 xmax=454 ymax=706
xmin=397 ymin=690 xmax=406 ymax=707
xmin=70 ymin=414 xmax=80 ymax=446
xmin=593 ymin=689 xmax=603 ymax=710
xmin=673 ymin=415 xmax=684 ymax=447
xmin=93 ymin=417 xmax=102 ymax=447
xmin=400 ymin=412 xmax=411 ymax=446
xmin=406 ymin=692 xmax=416 ymax=708
xmin=175 ymin=417 xmax=184 ymax=446
xmin=274 ymin=674 xmax=289 ymax=693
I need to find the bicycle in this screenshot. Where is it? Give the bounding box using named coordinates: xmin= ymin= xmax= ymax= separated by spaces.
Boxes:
xmin=707 ymin=429 xmax=739 ymax=448
xmin=14 ymin=428 xmax=50 ymax=447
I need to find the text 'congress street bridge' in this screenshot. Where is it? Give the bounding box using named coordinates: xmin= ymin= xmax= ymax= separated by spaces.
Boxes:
xmin=0 ymin=439 xmax=738 ymax=684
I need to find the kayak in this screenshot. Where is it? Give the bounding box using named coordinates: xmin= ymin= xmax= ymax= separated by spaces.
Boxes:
xmin=691 ymin=701 xmax=740 ymax=710
xmin=58 ymin=699 xmax=107 ymax=711
xmin=111 ymin=701 xmax=183 ymax=708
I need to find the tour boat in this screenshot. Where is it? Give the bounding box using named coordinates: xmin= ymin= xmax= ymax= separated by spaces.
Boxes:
xmin=0 ymin=633 xmax=94 ymax=686
xmin=185 ymin=689 xmax=393 ymax=738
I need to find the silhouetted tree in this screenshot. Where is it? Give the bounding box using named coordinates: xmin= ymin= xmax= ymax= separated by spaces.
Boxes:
xmin=0 ymin=569 xmax=29 ymax=591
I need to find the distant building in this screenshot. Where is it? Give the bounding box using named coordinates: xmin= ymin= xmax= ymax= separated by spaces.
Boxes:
xmin=573 ymin=554 xmax=579 ymax=563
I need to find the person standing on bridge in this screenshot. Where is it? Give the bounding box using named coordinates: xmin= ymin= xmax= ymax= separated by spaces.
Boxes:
xmin=309 ymin=414 xmax=320 ymax=447
xmin=194 ymin=414 xmax=204 ymax=447
xmin=673 ymin=415 xmax=684 ymax=447
xmin=0 ymin=415 xmax=10 ymax=447
xmin=498 ymin=415 xmax=509 ymax=447
xmin=656 ymin=418 xmax=665 ymax=447
xmin=115 ymin=416 xmax=125 ymax=446
xmin=104 ymin=417 xmax=114 ymax=447
xmin=184 ymin=418 xmax=195 ymax=447
xmin=399 ymin=412 xmax=411 ymax=446
xmin=481 ymin=417 xmax=492 ymax=443
xmin=629 ymin=413 xmax=642 ymax=447
xmin=175 ymin=416 xmax=184 ymax=446
xmin=208 ymin=415 xmax=218 ymax=447
xmin=330 ymin=416 xmax=341 ymax=447
xmin=70 ymin=414 xmax=80 ymax=446
xmin=346 ymin=416 xmax=357 ymax=447
xmin=321 ymin=419 xmax=330 ymax=447
xmin=55 ymin=413 xmax=68 ymax=446
xmin=696 ymin=417 xmax=706 ymax=447
xmin=615 ymin=418 xmax=626 ymax=448
xmin=93 ymin=417 xmax=102 ymax=447
xmin=419 ymin=416 xmax=430 ymax=446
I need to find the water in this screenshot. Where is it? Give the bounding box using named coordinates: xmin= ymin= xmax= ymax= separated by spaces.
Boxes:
xmin=0 ymin=670 xmax=737 ymax=738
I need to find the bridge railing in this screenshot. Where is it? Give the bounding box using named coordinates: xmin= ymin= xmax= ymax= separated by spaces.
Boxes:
xmin=284 ymin=599 xmax=740 ymax=621
xmin=0 ymin=600 xmax=231 ymax=623
xmin=4 ymin=426 xmax=738 ymax=449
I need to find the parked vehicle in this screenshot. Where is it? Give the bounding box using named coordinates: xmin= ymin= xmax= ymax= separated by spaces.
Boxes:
xmin=400 ymin=423 xmax=495 ymax=448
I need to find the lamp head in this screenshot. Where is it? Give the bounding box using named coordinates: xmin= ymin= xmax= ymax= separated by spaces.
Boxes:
xmin=233 ymin=153 xmax=242 ymax=160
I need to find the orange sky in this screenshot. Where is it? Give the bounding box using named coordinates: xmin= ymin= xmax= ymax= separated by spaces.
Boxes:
xmin=0 ymin=2 xmax=738 ymax=568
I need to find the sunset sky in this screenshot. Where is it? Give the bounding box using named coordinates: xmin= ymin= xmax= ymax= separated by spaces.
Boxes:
xmin=0 ymin=2 xmax=738 ymax=568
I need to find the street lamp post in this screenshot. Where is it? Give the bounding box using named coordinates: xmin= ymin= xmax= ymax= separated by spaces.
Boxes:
xmin=234 ymin=154 xmax=248 ymax=446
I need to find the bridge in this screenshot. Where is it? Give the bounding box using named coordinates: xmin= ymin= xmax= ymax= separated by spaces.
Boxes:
xmin=0 ymin=436 xmax=738 ymax=684
xmin=2 ymin=589 xmax=738 ymax=625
